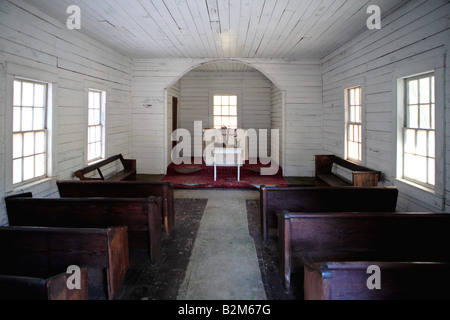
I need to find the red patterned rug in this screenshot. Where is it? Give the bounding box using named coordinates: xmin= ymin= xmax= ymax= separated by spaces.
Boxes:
xmin=161 ymin=158 xmax=288 ymax=189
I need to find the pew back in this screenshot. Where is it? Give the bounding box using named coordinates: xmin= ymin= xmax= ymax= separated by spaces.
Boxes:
xmin=5 ymin=195 xmax=162 ymax=263
xmin=57 ymin=180 xmax=174 ymax=235
xmin=278 ymin=211 xmax=450 ymax=292
xmin=260 ymin=186 xmax=399 ymax=243
xmin=0 ymin=226 xmax=128 ymax=300
xmin=304 ymin=261 xmax=450 ymax=300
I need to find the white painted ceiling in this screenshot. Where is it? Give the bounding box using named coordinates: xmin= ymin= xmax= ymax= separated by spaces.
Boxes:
xmin=23 ymin=0 xmax=408 ymax=60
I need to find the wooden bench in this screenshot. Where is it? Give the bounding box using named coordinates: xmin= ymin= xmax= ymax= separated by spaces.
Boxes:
xmin=315 ymin=154 xmax=381 ymax=186
xmin=277 ymin=211 xmax=450 ymax=292
xmin=259 ymin=186 xmax=398 ymax=243
xmin=5 ymin=193 xmax=162 ymax=264
xmin=0 ymin=267 xmax=89 ymax=300
xmin=57 ymin=180 xmax=175 ymax=236
xmin=0 ymin=226 xmax=129 ymax=300
xmin=304 ymin=261 xmax=450 ymax=300
xmin=75 ymin=154 xmax=136 ymax=181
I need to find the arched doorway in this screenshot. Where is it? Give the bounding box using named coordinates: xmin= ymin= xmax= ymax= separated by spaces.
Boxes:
xmin=164 ymin=59 xmax=286 ymax=175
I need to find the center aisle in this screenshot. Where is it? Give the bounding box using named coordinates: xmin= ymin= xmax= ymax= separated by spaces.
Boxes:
xmin=176 ymin=189 xmax=267 ymax=300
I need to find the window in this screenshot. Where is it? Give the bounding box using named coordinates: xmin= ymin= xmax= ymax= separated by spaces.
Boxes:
xmin=87 ymin=90 xmax=105 ymax=162
xmin=12 ymin=79 xmax=48 ymax=185
xmin=213 ymin=95 xmax=238 ymax=129
xmin=346 ymin=87 xmax=362 ymax=162
xmin=403 ymin=73 xmax=435 ymax=187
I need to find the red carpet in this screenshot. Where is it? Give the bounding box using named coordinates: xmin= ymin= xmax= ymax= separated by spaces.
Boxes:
xmin=161 ymin=158 xmax=288 ymax=189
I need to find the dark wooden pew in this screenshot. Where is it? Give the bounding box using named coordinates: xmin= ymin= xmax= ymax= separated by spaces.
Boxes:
xmin=304 ymin=261 xmax=450 ymax=300
xmin=260 ymin=186 xmax=398 ymax=243
xmin=5 ymin=193 xmax=162 ymax=263
xmin=315 ymin=154 xmax=381 ymax=186
xmin=75 ymin=154 xmax=136 ymax=181
xmin=0 ymin=267 xmax=89 ymax=300
xmin=57 ymin=180 xmax=175 ymax=236
xmin=0 ymin=226 xmax=129 ymax=300
xmin=277 ymin=211 xmax=450 ymax=292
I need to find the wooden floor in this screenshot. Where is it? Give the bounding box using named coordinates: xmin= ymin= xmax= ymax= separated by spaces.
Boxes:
xmin=113 ymin=190 xmax=303 ymax=300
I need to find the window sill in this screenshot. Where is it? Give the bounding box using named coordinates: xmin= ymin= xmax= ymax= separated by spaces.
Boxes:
xmin=393 ymin=178 xmax=444 ymax=212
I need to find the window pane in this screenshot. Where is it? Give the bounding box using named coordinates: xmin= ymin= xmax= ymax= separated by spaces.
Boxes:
xmin=419 ymin=104 xmax=430 ymax=129
xmin=348 ymin=125 xmax=354 ymax=141
xmin=34 ymin=84 xmax=46 ymax=107
xmin=404 ymin=154 xmax=427 ymax=183
xmin=419 ymin=77 xmax=430 ymax=104
xmin=22 ymin=107 xmax=33 ymax=131
xmin=35 ymin=131 xmax=46 ymax=154
xmin=214 ymin=96 xmax=222 ymax=105
xmin=428 ymin=159 xmax=435 ymax=186
xmin=229 ymin=117 xmax=237 ymax=128
xmin=96 ymin=126 xmax=101 ymax=143
xmin=408 ymin=80 xmax=418 ymax=105
xmin=229 ymin=106 xmax=237 ymax=116
xmin=349 ymin=106 xmax=355 ymax=122
xmin=214 ymin=116 xmax=222 ymax=128
xmin=356 ymin=106 xmax=361 ymax=123
xmin=13 ymin=133 xmax=23 ymax=159
xmin=89 ymin=92 xmax=95 ymax=108
xmin=23 ymin=156 xmax=35 ymax=181
xmin=222 ymin=96 xmax=229 ymax=106
xmin=350 ymin=89 xmax=355 ymax=106
xmin=35 ymin=153 xmax=46 ymax=177
xmin=222 ymin=117 xmax=230 ymax=128
xmin=94 ymin=109 xmax=100 ymax=125
xmin=23 ymin=132 xmax=35 ymax=157
xmin=222 ymin=106 xmax=229 ymax=116
xmin=431 ymin=104 xmax=435 ymax=130
xmin=355 ymin=88 xmax=361 ymax=106
xmin=33 ymin=107 xmax=44 ymax=130
xmin=428 ymin=131 xmax=435 ymax=158
xmin=416 ymin=130 xmax=427 ymax=157
xmin=431 ymin=76 xmax=435 ymax=103
xmin=95 ymin=142 xmax=101 ymax=159
xmin=230 ymin=96 xmax=237 ymax=106
xmin=404 ymin=129 xmax=416 ymax=154
xmin=13 ymin=81 xmax=21 ymax=106
xmin=13 ymin=159 xmax=23 ymax=184
xmin=408 ymin=105 xmax=418 ymax=128
xmin=22 ymin=82 xmax=34 ymax=107
xmin=13 ymin=107 xmax=21 ymax=132
xmin=214 ymin=106 xmax=221 ymax=116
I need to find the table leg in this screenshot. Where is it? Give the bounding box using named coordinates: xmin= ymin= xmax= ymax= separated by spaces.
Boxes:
xmin=237 ymin=152 xmax=240 ymax=181
xmin=214 ymin=152 xmax=217 ymax=181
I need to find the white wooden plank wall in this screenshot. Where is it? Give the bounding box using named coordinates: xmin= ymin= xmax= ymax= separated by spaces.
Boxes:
xmin=271 ymin=85 xmax=283 ymax=168
xmin=132 ymin=58 xmax=322 ymax=176
xmin=321 ymin=0 xmax=450 ymax=212
xmin=0 ymin=0 xmax=132 ymax=225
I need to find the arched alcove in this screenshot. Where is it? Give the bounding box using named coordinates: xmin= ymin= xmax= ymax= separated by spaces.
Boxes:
xmin=164 ymin=59 xmax=285 ymax=175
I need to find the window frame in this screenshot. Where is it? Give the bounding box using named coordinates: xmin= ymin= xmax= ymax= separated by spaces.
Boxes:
xmin=12 ymin=78 xmax=49 ymax=187
xmin=86 ymin=89 xmax=106 ymax=163
xmin=4 ymin=62 xmax=57 ymax=193
xmin=402 ymin=73 xmax=435 ymax=189
xmin=345 ymin=86 xmax=363 ymax=163
xmin=394 ymin=55 xmax=445 ymax=211
xmin=209 ymin=90 xmax=242 ymax=130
